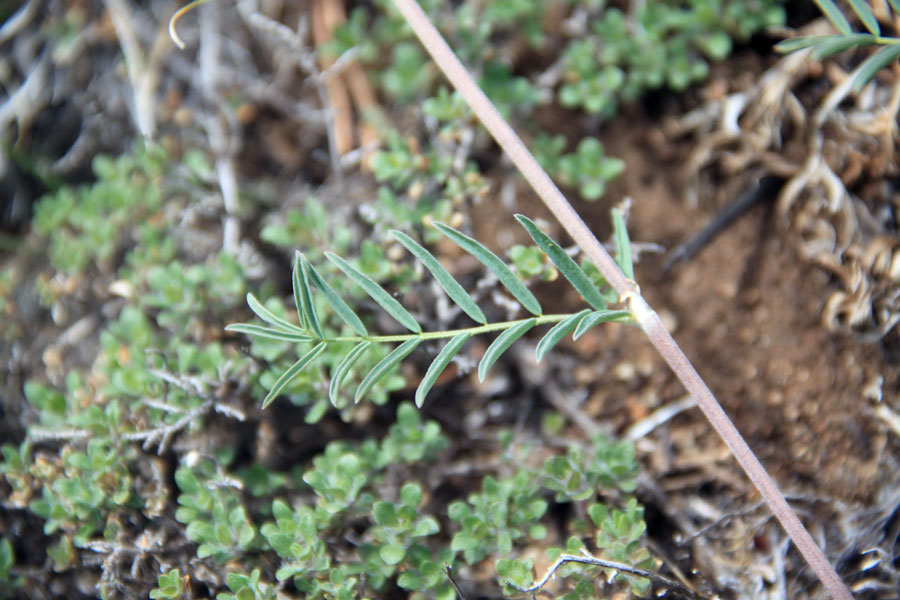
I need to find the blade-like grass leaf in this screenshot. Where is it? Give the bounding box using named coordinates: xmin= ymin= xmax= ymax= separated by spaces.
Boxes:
xmin=294 ymin=252 xmax=323 ymax=339
xmin=305 ymin=261 xmax=368 ymax=338
xmin=225 ymin=323 xmax=314 ymax=343
xmin=611 ymin=208 xmax=633 ymax=280
xmin=848 ymin=0 xmax=879 ymax=35
xmin=478 ymin=318 xmax=536 ymax=382
xmin=572 ymin=310 xmax=632 ymax=341
xmin=814 ymin=0 xmax=852 ymax=35
xmin=356 ymin=337 xmax=422 ymax=403
xmin=516 ymin=215 xmax=607 ymax=311
xmin=416 ymin=332 xmax=471 ymax=407
xmin=391 ymin=230 xmax=487 ymax=324
xmin=432 ymin=222 xmax=542 ymax=316
xmin=852 ymin=45 xmax=900 ymax=91
xmin=329 ymin=341 xmax=371 ymax=406
xmin=262 ymin=342 xmax=327 ymax=408
xmin=246 ymin=293 xmax=302 ymax=332
xmin=326 ymin=252 xmax=422 ymax=333
xmin=535 ymin=309 xmax=591 ymax=362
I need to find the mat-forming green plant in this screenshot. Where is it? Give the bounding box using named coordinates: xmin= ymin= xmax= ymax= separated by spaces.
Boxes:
xmin=228 ymin=212 xmax=634 ymax=409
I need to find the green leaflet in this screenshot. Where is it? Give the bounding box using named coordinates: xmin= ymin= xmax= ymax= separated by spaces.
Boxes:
xmin=848 ymin=0 xmax=879 ymax=36
xmin=432 ymin=222 xmax=542 ymax=316
xmin=774 ymin=36 xmax=822 ymax=53
xmin=812 ymin=34 xmax=877 ymax=60
xmin=326 ymin=252 xmax=422 ymax=333
xmin=814 ymin=0 xmax=852 ymax=35
xmin=356 ymin=338 xmax=422 ymax=403
xmin=611 ymin=208 xmax=633 ymax=281
xmin=890 ymin=0 xmax=900 ymax=16
xmin=535 ymin=309 xmax=591 ymax=363
xmin=305 ymin=260 xmax=368 ymax=338
xmin=390 ymin=230 xmax=487 ymax=324
xmin=329 ymin=342 xmax=371 ymax=406
xmin=478 ymin=318 xmax=536 ymax=382
xmin=416 ymin=332 xmax=471 ymax=407
xmin=572 ymin=310 xmax=632 ymax=341
xmin=294 ymin=252 xmax=323 ymax=339
xmin=246 ymin=292 xmax=301 ymax=332
xmin=225 ymin=323 xmax=314 ymax=343
xmin=515 ymin=215 xmax=606 ymax=311
xmin=262 ymin=342 xmax=327 ymax=408
xmin=853 ymin=45 xmax=900 ymax=91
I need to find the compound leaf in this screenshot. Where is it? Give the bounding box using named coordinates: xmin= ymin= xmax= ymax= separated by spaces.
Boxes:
xmin=572 ymin=310 xmax=632 ymax=341
xmin=305 ymin=261 xmax=369 ymax=338
xmin=516 ymin=215 xmax=606 ymax=310
xmin=263 ymin=342 xmax=327 ymax=408
xmin=356 ymin=338 xmax=422 ymax=403
xmin=391 ymin=229 xmax=487 ymax=324
xmin=433 ymin=222 xmax=542 ymax=316
xmin=478 ymin=318 xmax=536 ymax=382
xmin=327 ymin=252 xmax=421 ymax=333
xmin=416 ymin=332 xmax=470 ymax=407
xmin=329 ymin=342 xmax=371 ymax=406
xmin=225 ymin=323 xmax=314 ymax=343
xmin=535 ymin=309 xmax=591 ymax=362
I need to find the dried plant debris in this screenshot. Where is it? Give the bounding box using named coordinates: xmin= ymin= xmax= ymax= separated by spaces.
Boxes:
xmin=669 ymin=16 xmax=900 ymax=343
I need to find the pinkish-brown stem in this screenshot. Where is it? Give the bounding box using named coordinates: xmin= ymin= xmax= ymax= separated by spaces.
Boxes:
xmin=388 ymin=1 xmax=854 ymax=598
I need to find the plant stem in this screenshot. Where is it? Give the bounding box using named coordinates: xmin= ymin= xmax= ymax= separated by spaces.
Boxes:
xmin=388 ymin=1 xmax=854 ymax=598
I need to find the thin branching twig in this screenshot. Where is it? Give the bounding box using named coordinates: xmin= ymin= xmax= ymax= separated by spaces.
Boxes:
xmin=512 ymin=551 xmax=711 ymax=600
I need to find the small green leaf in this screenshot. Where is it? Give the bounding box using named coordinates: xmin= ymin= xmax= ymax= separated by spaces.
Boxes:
xmin=329 ymin=342 xmax=371 ymax=406
xmin=478 ymin=318 xmax=536 ymax=381
xmin=246 ymin=293 xmax=302 ymax=332
xmin=810 ymin=33 xmax=877 ymax=59
xmin=535 ymin=309 xmax=591 ymax=362
xmin=852 ymin=45 xmax=900 ymax=91
xmin=611 ymin=208 xmax=633 ymax=280
xmin=573 ymin=310 xmax=632 ymax=340
xmin=225 ymin=323 xmax=314 ymax=342
xmin=327 ymin=252 xmax=422 ymax=333
xmin=262 ymin=342 xmax=327 ymax=408
xmin=774 ymin=36 xmax=823 ymax=53
xmin=400 ymin=482 xmax=423 ymax=507
xmin=294 ymin=252 xmax=323 ymax=339
xmin=380 ymin=543 xmax=406 ymax=565
xmin=391 ymin=229 xmax=487 ymax=324
xmin=305 ymin=260 xmax=368 ymax=337
xmin=848 ymin=0 xmax=879 ymax=35
xmin=814 ymin=0 xmax=852 ymax=34
xmin=416 ymin=332 xmax=470 ymax=407
xmin=433 ymin=222 xmax=542 ymax=316
xmin=373 ymin=501 xmax=398 ymax=526
xmin=515 ymin=215 xmax=607 ymax=310
xmin=356 ymin=337 xmax=422 ymax=403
